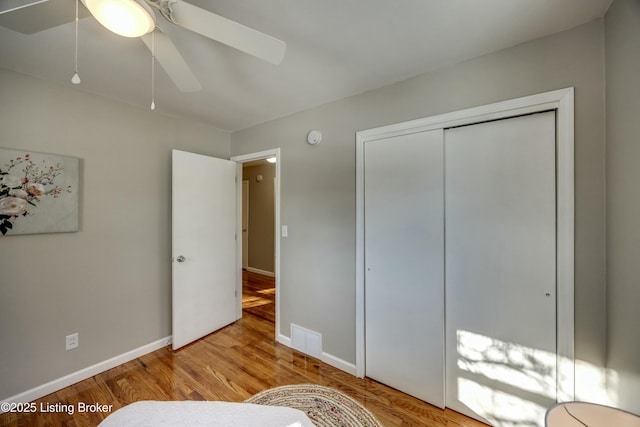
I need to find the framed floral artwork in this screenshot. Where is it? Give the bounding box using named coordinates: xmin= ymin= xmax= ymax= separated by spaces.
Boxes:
xmin=0 ymin=147 xmax=79 ymax=236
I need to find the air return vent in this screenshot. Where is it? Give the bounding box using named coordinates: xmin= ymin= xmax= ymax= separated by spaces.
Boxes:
xmin=290 ymin=324 xmax=322 ymax=359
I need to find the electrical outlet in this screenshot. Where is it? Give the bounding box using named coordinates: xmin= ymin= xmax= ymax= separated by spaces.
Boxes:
xmin=66 ymin=333 xmax=79 ymax=351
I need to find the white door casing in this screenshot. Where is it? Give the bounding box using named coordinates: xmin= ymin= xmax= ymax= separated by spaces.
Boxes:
xmin=242 ymin=180 xmax=249 ymax=269
xmin=230 ymin=149 xmax=282 ymax=344
xmin=364 ymin=129 xmax=445 ymax=407
xmin=172 ymin=150 xmax=237 ymax=350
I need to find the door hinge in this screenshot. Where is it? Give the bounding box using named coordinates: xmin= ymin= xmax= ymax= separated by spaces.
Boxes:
xmin=235 ymin=290 xmax=238 ymax=297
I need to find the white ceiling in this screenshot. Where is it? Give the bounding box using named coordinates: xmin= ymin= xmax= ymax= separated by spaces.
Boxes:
xmin=0 ymin=0 xmax=612 ymax=131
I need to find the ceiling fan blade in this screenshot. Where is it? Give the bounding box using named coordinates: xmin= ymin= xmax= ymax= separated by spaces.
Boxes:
xmin=0 ymin=0 xmax=47 ymax=14
xmin=141 ymin=30 xmax=202 ymax=93
xmin=0 ymin=0 xmax=90 ymax=34
xmin=169 ymin=1 xmax=286 ymax=65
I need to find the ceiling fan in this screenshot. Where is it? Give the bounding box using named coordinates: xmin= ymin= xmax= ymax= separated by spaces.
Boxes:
xmin=0 ymin=0 xmax=286 ymax=92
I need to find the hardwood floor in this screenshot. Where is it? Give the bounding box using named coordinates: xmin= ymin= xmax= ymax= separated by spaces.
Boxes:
xmin=242 ymin=270 xmax=275 ymax=322
xmin=0 ymin=273 xmax=488 ymax=427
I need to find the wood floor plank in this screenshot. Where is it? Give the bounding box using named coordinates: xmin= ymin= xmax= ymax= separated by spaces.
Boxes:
xmin=242 ymin=270 xmax=276 ymax=322
xmin=0 ymin=273 xmax=488 ymax=427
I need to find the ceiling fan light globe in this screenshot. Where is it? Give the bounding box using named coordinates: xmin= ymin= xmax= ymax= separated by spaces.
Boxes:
xmin=83 ymin=0 xmax=155 ymax=37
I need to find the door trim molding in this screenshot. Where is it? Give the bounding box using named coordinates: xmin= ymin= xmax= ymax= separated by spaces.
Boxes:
xmin=231 ymin=149 xmax=282 ymax=343
xmin=242 ymin=180 xmax=249 ymax=270
xmin=355 ymin=87 xmax=575 ymax=401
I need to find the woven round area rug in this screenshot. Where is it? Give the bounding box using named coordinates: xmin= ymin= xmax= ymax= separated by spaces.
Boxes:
xmin=245 ymin=384 xmax=383 ymax=427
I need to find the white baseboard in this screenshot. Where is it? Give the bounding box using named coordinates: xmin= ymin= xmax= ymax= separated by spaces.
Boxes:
xmin=276 ymin=332 xmax=357 ymax=376
xmin=321 ymin=352 xmax=358 ymax=376
xmin=277 ymin=332 xmax=292 ymax=347
xmin=1 ymin=336 xmax=172 ymax=410
xmin=3 ymin=332 xmax=356 ymax=412
xmin=246 ymin=267 xmax=275 ymax=277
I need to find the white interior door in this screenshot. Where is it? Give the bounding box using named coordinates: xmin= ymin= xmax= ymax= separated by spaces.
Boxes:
xmin=444 ymin=112 xmax=557 ymax=426
xmin=364 ymin=129 xmax=445 ymax=407
xmin=172 ymin=150 xmax=237 ymax=350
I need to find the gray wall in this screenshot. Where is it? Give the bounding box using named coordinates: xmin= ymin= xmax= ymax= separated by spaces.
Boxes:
xmin=605 ymin=0 xmax=640 ymax=413
xmin=243 ymin=164 xmax=275 ymax=273
xmin=0 ymin=69 xmax=230 ymax=400
xmin=231 ymin=19 xmax=607 ymax=396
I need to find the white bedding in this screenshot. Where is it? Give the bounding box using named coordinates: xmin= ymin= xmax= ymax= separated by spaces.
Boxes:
xmin=98 ymin=401 xmax=315 ymax=427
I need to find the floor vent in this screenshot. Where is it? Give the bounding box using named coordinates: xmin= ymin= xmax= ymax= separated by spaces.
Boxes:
xmin=290 ymin=324 xmax=322 ymax=358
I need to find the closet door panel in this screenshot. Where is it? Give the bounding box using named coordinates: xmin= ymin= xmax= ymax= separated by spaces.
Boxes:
xmin=364 ymin=129 xmax=444 ymax=407
xmin=444 ymin=112 xmax=557 ymax=426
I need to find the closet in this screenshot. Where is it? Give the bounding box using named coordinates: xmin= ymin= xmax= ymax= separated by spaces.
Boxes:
xmin=356 ymin=90 xmax=575 ymax=427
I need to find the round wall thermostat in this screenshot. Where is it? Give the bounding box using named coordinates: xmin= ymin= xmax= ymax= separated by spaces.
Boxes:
xmin=307 ymin=130 xmax=322 ymax=145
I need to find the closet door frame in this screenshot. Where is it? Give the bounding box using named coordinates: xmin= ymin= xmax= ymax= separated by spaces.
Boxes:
xmin=355 ymin=87 xmax=575 ymax=401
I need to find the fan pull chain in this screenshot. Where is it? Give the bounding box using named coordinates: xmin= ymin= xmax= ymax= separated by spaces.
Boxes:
xmin=150 ymin=31 xmax=156 ymax=110
xmin=71 ymin=0 xmax=81 ymax=84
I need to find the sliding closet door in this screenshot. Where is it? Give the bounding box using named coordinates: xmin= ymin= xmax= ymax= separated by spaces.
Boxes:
xmin=444 ymin=112 xmax=557 ymax=426
xmin=364 ymin=129 xmax=444 ymax=407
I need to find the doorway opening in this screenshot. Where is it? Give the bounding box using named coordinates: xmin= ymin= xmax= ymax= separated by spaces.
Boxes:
xmin=231 ymin=149 xmax=281 ymax=339
xmin=241 ymin=159 xmax=276 ymax=323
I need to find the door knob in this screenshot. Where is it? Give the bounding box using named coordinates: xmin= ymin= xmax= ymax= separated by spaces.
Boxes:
xmin=177 ymin=255 xmax=186 ymax=263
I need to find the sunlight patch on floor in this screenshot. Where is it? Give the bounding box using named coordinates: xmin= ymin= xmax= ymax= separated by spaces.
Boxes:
xmin=242 ymin=296 xmax=272 ymax=307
